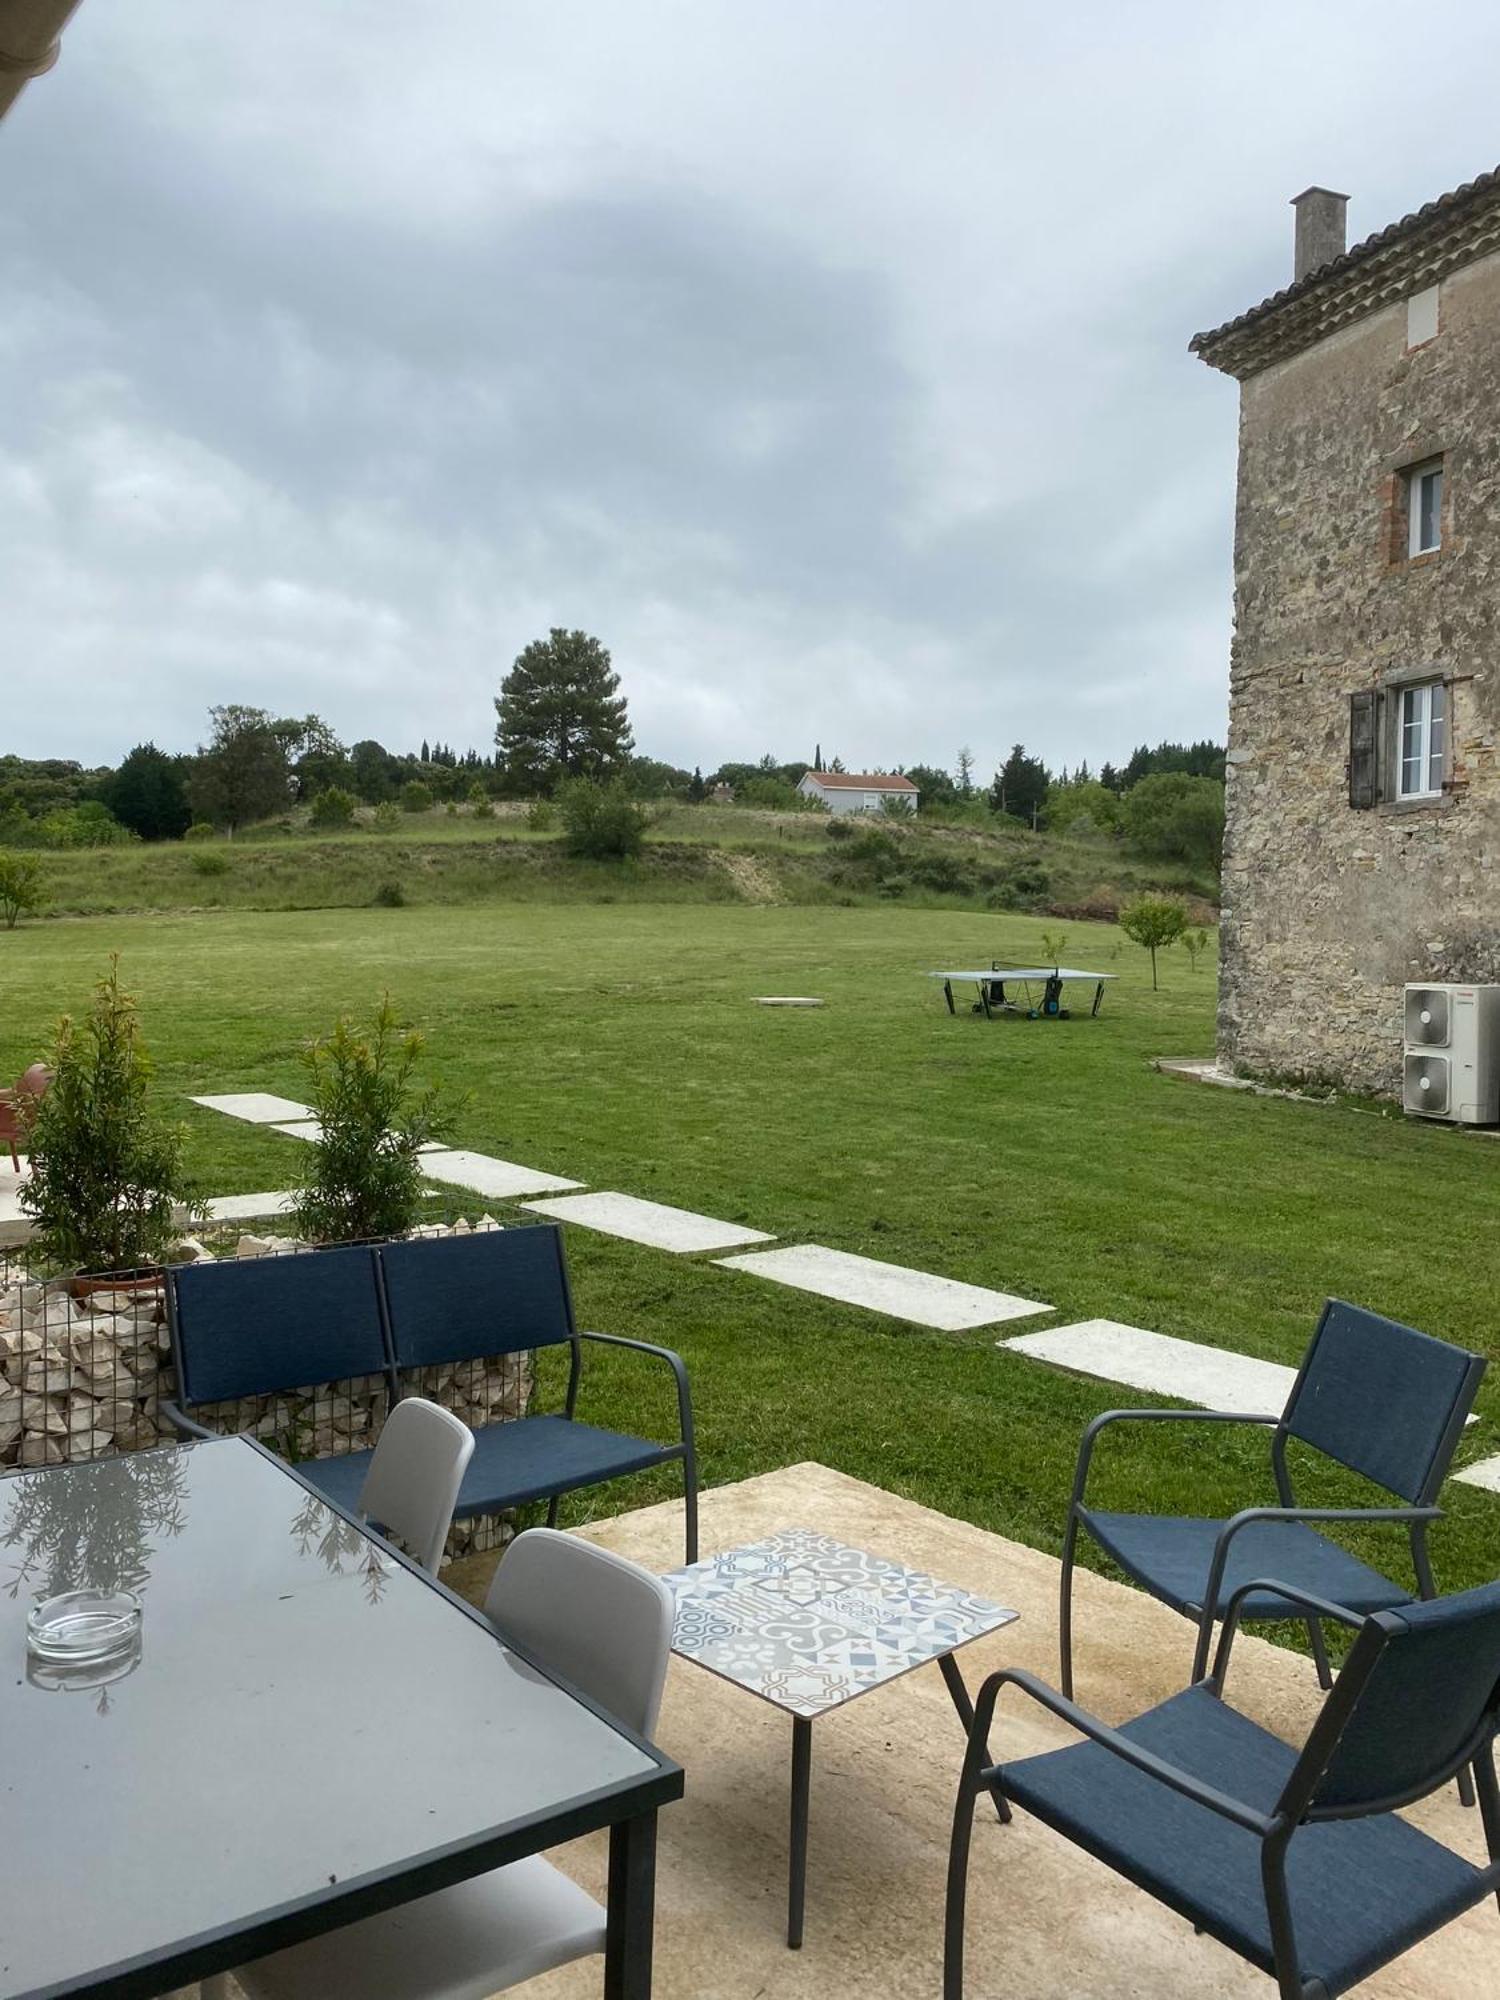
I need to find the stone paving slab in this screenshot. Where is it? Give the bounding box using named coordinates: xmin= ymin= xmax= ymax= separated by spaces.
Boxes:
xmin=423 ymin=1150 xmax=585 ymax=1199
xmin=271 ymin=1119 xmax=323 ymax=1141
xmin=191 ymin=1092 xmax=314 ymax=1124
xmin=199 ymin=1191 xmax=299 ymax=1223
xmin=716 ymin=1244 xmax=1048 ymax=1329
xmin=1455 ymin=1454 xmax=1500 ymax=1493
xmin=522 ymin=1191 xmax=771 ymax=1253
xmin=1002 ymin=1318 xmax=1480 ymax=1429
xmin=1002 ymin=1319 xmax=1298 ymax=1413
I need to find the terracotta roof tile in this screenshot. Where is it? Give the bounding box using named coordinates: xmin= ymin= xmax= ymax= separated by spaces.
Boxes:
xmin=1191 ymin=164 xmax=1500 ymax=378
xmin=804 ymin=771 xmax=918 ymax=791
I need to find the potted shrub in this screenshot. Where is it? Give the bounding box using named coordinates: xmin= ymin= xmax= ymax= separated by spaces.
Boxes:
xmin=292 ymin=996 xmax=447 ymax=1244
xmin=20 ymin=962 xmax=199 ymax=1291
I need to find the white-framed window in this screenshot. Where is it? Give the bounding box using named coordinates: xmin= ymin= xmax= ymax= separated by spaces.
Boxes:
xmin=1407 ymin=458 xmax=1443 ymax=557
xmin=1396 ymin=679 xmax=1446 ymax=799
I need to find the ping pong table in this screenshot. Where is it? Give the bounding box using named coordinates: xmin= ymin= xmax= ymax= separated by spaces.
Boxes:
xmin=929 ymin=965 xmax=1116 ymax=1020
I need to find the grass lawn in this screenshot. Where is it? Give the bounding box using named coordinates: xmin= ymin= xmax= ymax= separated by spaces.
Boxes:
xmin=4 ymin=898 xmax=1498 ymax=1626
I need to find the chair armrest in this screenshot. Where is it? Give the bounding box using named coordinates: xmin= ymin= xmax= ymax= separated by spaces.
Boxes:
xmin=158 ymin=1398 xmax=215 ymax=1441
xmin=1199 ymin=1503 xmax=1441 ymax=1635
xmin=578 ymin=1332 xmax=696 ymax=1453
xmin=965 ymin=1667 xmax=1277 ymax=1837
xmin=1068 ymin=1408 xmax=1277 ymax=1516
xmin=1209 ymin=1578 xmax=1369 ymax=1691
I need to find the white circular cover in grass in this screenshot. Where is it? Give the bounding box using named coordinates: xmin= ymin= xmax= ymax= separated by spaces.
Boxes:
xmin=755 ymin=997 xmax=825 ymax=1007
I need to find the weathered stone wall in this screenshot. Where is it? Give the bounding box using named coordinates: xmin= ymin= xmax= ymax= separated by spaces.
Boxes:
xmin=1220 ymin=245 xmax=1500 ymax=1094
xmin=0 ymin=1217 xmax=529 ymax=1562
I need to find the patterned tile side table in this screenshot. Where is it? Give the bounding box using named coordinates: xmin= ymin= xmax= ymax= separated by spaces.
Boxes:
xmin=663 ymin=1527 xmax=1019 ymax=1948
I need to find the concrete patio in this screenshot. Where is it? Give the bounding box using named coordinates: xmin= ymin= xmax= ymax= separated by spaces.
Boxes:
xmin=444 ymin=1462 xmax=1494 ymax=2000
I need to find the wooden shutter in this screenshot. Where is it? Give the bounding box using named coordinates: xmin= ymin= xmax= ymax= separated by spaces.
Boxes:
xmin=1349 ymin=689 xmax=1380 ymax=809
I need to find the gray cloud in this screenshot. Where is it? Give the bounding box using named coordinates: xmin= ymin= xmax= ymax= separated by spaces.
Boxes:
xmin=4 ymin=1 xmax=1500 ymax=781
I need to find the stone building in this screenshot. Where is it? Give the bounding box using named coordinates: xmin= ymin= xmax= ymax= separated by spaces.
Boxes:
xmin=1192 ymin=168 xmax=1500 ymax=1095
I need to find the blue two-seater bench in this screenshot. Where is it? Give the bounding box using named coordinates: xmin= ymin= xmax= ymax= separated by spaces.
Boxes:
xmin=161 ymin=1223 xmax=698 ymax=1561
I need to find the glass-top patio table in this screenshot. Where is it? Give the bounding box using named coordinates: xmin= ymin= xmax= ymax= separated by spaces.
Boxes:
xmin=663 ymin=1527 xmax=1017 ymax=1948
xmin=0 ymin=1436 xmax=680 ymax=2000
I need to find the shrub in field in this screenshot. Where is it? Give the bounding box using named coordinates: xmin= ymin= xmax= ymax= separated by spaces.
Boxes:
xmin=190 ymin=849 xmax=230 ymax=877
xmin=526 ymin=799 xmax=555 ymax=831
xmin=1119 ymin=893 xmax=1187 ymax=989
xmin=0 ymin=851 xmax=45 ymax=929
xmin=183 ymin=821 xmax=216 ymax=841
xmin=372 ymin=800 xmax=401 ymax=832
xmin=400 ymin=780 xmax=433 ymax=814
xmin=21 ymin=961 xmax=198 ymax=1275
xmin=985 ymin=859 xmax=1052 ymax=911
xmin=373 ymin=880 xmax=406 ymax=907
xmin=468 ymin=780 xmax=495 ymax=819
xmin=292 ymin=997 xmax=445 ymax=1244
xmin=1184 ymin=925 xmax=1211 ymax=973
xmin=558 ymin=778 xmax=648 ymax=859
xmin=310 ymin=786 xmax=356 ymax=829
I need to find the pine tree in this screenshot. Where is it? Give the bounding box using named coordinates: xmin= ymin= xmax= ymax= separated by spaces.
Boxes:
xmin=98 ymin=744 xmax=192 ymax=841
xmin=494 ymin=628 xmax=634 ymax=794
xmin=420 ymin=738 xmax=431 ymax=764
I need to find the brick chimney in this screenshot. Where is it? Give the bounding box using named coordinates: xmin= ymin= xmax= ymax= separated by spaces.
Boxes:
xmin=1290 ymin=187 xmax=1349 ymax=282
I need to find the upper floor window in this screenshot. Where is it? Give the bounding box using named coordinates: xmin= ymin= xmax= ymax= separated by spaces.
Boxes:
xmin=1397 ymin=679 xmax=1445 ymax=799
xmin=1408 ymin=458 xmax=1443 ymax=557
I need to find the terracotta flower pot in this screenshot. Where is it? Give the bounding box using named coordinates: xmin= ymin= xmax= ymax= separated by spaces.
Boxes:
xmin=67 ymin=1267 xmax=164 ymax=1306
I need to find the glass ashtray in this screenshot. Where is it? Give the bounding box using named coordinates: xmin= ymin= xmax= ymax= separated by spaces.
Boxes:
xmin=27 ymin=1590 xmax=142 ymax=1665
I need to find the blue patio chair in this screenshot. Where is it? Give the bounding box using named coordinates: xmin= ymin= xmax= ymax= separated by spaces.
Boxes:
xmin=1060 ymin=1300 xmax=1485 ymax=1697
xmin=945 ymin=1578 xmax=1500 ymax=2000
xmin=161 ymin=1246 xmax=397 ymax=1514
xmin=377 ymin=1224 xmax=699 ymax=1561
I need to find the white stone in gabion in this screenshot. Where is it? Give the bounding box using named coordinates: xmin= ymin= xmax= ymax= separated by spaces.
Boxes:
xmin=20 ymin=1352 xmax=73 ymax=1395
xmin=18 ymin=1435 xmax=65 ymax=1466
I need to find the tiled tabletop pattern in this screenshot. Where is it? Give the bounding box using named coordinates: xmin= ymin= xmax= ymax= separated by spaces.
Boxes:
xmin=664 ymin=1528 xmax=1018 ymax=1718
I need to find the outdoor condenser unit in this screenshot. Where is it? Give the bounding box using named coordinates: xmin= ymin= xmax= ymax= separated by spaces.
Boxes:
xmin=1402 ymin=983 xmax=1500 ymax=1125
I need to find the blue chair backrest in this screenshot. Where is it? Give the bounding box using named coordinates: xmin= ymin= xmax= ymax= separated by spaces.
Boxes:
xmin=378 ymin=1226 xmax=575 ymax=1370
xmin=1282 ymin=1300 xmax=1484 ymax=1503
xmin=1296 ymin=1581 xmax=1500 ymax=1814
xmin=167 ymin=1246 xmax=389 ymax=1406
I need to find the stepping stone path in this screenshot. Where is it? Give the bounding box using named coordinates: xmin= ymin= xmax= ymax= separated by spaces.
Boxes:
xmin=521 ymin=1192 xmax=773 ymax=1255
xmin=191 ymin=1093 xmax=314 ymax=1124
xmin=421 ymin=1151 xmax=583 ymax=1200
xmin=715 ymin=1244 xmax=1048 ymax=1330
xmin=1455 ymin=1456 xmax=1500 ymax=1493
xmin=1002 ymin=1320 xmax=1297 ymax=1414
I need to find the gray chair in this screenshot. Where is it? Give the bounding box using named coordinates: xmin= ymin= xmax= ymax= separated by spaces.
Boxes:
xmin=946 ymin=1578 xmax=1500 ymax=2000
xmin=356 ymin=1396 xmax=475 ymax=1575
xmin=221 ymin=1530 xmax=674 ymax=2000
xmin=1060 ymin=1299 xmax=1485 ymax=1695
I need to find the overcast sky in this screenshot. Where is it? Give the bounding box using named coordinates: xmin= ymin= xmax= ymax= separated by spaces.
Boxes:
xmin=3 ymin=4 xmax=1498 ymax=781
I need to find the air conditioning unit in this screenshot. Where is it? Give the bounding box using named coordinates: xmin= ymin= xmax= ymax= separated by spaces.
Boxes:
xmin=1402 ymin=983 xmax=1500 ymax=1125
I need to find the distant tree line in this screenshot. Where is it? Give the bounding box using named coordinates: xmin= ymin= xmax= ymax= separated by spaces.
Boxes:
xmin=0 ymin=628 xmax=1225 ymax=876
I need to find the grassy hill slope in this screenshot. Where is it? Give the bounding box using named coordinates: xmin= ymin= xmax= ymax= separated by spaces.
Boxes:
xmin=27 ymin=803 xmax=1217 ymax=922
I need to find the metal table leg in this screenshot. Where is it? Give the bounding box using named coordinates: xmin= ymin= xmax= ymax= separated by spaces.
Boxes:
xmin=788 ymin=1715 xmax=812 ymax=1948
xmin=605 ymin=1809 xmax=659 ymax=1998
xmin=1092 ymin=980 xmax=1104 ymax=1017
xmin=943 ymin=979 xmax=956 ymax=1016
xmin=939 ymin=1652 xmax=1009 ymax=1823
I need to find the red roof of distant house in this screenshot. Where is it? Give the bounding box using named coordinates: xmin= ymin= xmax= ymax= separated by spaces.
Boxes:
xmin=803 ymin=771 xmax=918 ymax=791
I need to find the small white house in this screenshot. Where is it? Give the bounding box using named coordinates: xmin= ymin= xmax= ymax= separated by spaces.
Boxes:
xmin=797 ymin=770 xmax=919 ymax=816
